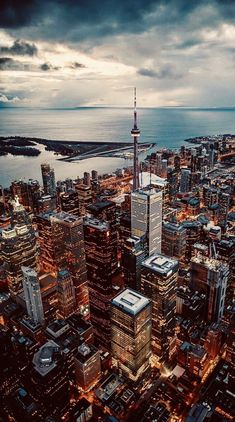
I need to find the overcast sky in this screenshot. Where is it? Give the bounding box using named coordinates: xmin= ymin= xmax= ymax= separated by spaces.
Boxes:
xmin=1 ymin=0 xmax=235 ymax=108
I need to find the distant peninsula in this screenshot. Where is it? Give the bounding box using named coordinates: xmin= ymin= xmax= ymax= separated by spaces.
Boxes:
xmin=0 ymin=137 xmax=41 ymax=156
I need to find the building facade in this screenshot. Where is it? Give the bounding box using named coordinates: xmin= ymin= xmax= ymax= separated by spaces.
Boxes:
xmin=141 ymin=254 xmax=178 ymax=362
xmin=131 ymin=188 xmax=162 ymax=256
xmin=111 ymin=288 xmax=152 ymax=381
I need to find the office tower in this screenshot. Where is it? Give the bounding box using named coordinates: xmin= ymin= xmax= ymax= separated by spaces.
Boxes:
xmin=217 ymin=238 xmax=235 ymax=304
xmin=29 ymin=341 xmax=70 ymax=419
xmin=174 ymin=155 xmax=181 ymax=172
xmin=84 ymin=216 xmax=117 ymax=349
xmin=111 ymin=288 xmax=152 ymax=381
xmin=70 ymin=398 xmax=93 ymax=422
xmin=87 ymin=200 xmax=118 ymax=270
xmin=91 ymin=170 xmax=98 ymax=180
xmin=180 ymin=168 xmax=191 ymax=193
xmin=11 ymin=179 xmax=40 ymax=211
xmin=182 ymin=220 xmax=202 ymax=261
xmin=37 ymin=211 xmax=89 ymax=318
xmin=22 ymin=267 xmax=44 ymax=325
xmin=131 ymin=88 xmax=140 ymax=191
xmin=0 ymin=202 xmax=37 ymax=297
xmin=167 ymin=167 xmax=178 ymax=202
xmin=51 ymin=213 xmax=89 ymax=318
xmin=76 ymin=184 xmax=92 ymax=216
xmin=37 ymin=194 xmax=57 ymax=213
xmin=41 ymin=163 xmax=56 ymax=196
xmin=60 ymin=189 xmax=79 ymax=216
xmin=36 ymin=211 xmax=62 ymax=273
xmin=131 ymin=188 xmax=162 ymax=256
xmin=161 ymin=159 xmax=168 ymax=178
xmin=162 ymin=222 xmax=186 ymax=260
xmin=57 ymin=269 xmax=76 ymax=318
xmin=141 ymin=254 xmax=178 ymax=362
xmin=190 ymin=256 xmax=229 ymax=323
xmin=83 ymin=172 xmax=91 ymax=187
xmin=74 ymin=343 xmax=101 ymax=391
xmin=122 ymin=236 xmax=146 ymax=291
xmin=203 ymin=186 xmax=219 ymax=207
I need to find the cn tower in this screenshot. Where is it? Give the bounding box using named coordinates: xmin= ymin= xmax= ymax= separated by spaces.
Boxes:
xmin=131 ymin=87 xmax=140 ymax=191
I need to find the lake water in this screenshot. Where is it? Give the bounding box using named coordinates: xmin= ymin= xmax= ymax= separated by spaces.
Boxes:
xmin=1 ymin=107 xmax=235 ymax=187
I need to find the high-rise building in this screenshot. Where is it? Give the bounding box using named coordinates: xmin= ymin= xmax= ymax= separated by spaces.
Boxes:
xmin=122 ymin=236 xmax=146 ymax=291
xmin=41 ymin=163 xmax=56 ymax=197
xmin=84 ymin=216 xmax=117 ymax=349
xmin=74 ymin=343 xmax=101 ymax=391
xmin=111 ymin=288 xmax=152 ymax=381
xmin=190 ymin=256 xmax=229 ymax=323
xmin=141 ymin=254 xmax=178 ymax=362
xmin=51 ymin=212 xmax=89 ymax=318
xmin=37 ymin=211 xmax=89 ymax=318
xmin=60 ymin=189 xmax=79 ymax=216
xmin=57 ymin=269 xmax=76 ymax=318
xmin=83 ymin=172 xmax=91 ymax=187
xmin=131 ymin=188 xmax=162 ymax=256
xmin=0 ymin=201 xmax=37 ymax=297
xmin=180 ymin=168 xmax=191 ymax=193
xmin=131 ymin=88 xmax=140 ymax=191
xmin=162 ymin=222 xmax=186 ymax=260
xmin=22 ymin=267 xmax=44 ymax=325
xmin=28 ymin=340 xmax=70 ymax=419
xmin=75 ymin=184 xmax=92 ymax=216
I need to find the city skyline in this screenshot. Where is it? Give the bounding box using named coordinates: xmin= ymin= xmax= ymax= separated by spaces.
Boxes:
xmin=1 ymin=1 xmax=235 ymax=108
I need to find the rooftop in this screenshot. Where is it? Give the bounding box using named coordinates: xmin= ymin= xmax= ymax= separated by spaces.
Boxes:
xmin=33 ymin=340 xmax=60 ymax=376
xmin=75 ymin=343 xmax=99 ymax=363
xmin=142 ymin=253 xmax=178 ymax=276
xmin=84 ymin=216 xmax=109 ymax=231
xmin=111 ymin=288 xmax=150 ymax=315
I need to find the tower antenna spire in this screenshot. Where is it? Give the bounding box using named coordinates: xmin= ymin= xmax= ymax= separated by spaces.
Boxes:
xmin=131 ymin=87 xmax=140 ymax=191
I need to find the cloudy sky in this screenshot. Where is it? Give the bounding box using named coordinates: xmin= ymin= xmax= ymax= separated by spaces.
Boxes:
xmin=1 ymin=0 xmax=235 ymax=107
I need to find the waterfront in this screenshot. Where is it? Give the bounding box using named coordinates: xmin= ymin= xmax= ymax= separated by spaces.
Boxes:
xmin=1 ymin=106 xmax=235 ymax=187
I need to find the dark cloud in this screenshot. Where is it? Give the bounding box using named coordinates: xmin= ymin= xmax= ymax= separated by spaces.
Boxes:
xmin=0 ymin=57 xmax=22 ymax=70
xmin=40 ymin=62 xmax=60 ymax=71
xmin=138 ymin=64 xmax=183 ymax=80
xmin=1 ymin=0 xmax=229 ymax=42
xmin=0 ymin=39 xmax=37 ymax=56
xmin=70 ymin=62 xmax=86 ymax=69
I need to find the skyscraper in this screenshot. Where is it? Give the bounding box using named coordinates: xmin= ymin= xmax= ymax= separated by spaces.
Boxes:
xmin=51 ymin=212 xmax=89 ymax=318
xmin=190 ymin=256 xmax=229 ymax=323
xmin=22 ymin=266 xmax=44 ymax=325
xmin=141 ymin=254 xmax=178 ymax=362
xmin=180 ymin=168 xmax=191 ymax=193
xmin=41 ymin=163 xmax=56 ymax=197
xmin=131 ymin=88 xmax=140 ymax=191
xmin=0 ymin=200 xmax=37 ymax=297
xmin=122 ymin=236 xmax=146 ymax=291
xmin=111 ymin=288 xmax=152 ymax=381
xmin=131 ymin=187 xmax=162 ymax=256
xmin=57 ymin=269 xmax=76 ymax=318
xmin=37 ymin=211 xmax=89 ymax=318
xmin=84 ymin=216 xmax=117 ymax=349
xmin=162 ymin=221 xmax=186 ymax=260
